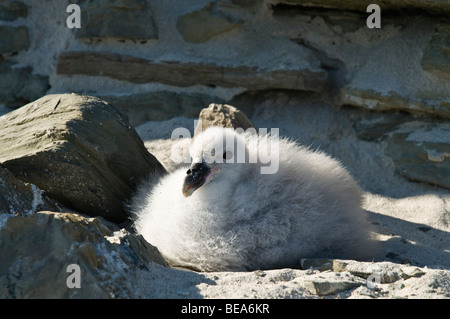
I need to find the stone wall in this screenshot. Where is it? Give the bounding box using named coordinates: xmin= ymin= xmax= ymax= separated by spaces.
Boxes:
xmin=1 ymin=0 xmax=447 ymax=118
xmin=1 ymin=0 xmax=449 ymax=190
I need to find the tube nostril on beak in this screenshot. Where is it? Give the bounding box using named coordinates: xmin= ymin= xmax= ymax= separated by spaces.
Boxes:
xmin=189 ymin=163 xmax=204 ymax=174
xmin=187 ymin=163 xmax=203 ymax=175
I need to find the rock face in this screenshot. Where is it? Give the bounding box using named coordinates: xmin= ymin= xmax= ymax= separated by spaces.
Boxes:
xmin=340 ymin=87 xmax=450 ymax=119
xmin=0 ymin=94 xmax=166 ymax=223
xmin=298 ymin=11 xmax=450 ymax=119
xmin=0 ymin=211 xmax=167 ymax=298
xmin=1 ymin=0 xmax=449 ymax=123
xmin=385 ymin=122 xmax=450 ymax=190
xmin=354 ymin=112 xmax=450 ymax=190
xmin=0 ymin=12 xmax=48 ymax=108
xmin=269 ymin=0 xmax=450 ymax=14
xmin=0 ymin=25 xmax=28 ymax=54
xmin=56 ymin=51 xmax=327 ymax=92
xmin=74 ymin=0 xmax=158 ymax=42
xmin=421 ymin=24 xmax=450 ymax=81
xmin=0 ymin=61 xmax=49 ymax=107
xmin=0 ymin=1 xmax=28 ymax=21
xmin=102 ymin=91 xmax=226 ymax=127
xmin=176 ymin=3 xmax=240 ymax=43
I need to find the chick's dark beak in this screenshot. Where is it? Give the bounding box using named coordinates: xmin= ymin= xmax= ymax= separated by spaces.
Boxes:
xmin=182 ymin=161 xmax=211 ymax=197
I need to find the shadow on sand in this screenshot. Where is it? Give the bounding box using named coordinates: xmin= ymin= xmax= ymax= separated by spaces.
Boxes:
xmin=366 ymin=210 xmax=450 ymax=269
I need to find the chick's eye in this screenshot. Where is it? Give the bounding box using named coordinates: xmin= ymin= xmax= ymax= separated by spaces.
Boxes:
xmin=223 ymin=151 xmax=233 ymax=160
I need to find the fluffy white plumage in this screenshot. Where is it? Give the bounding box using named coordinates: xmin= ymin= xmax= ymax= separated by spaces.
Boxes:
xmin=133 ymin=127 xmax=378 ymax=271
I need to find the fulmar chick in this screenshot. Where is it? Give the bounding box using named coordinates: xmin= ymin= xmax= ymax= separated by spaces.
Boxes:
xmin=133 ymin=127 xmax=378 ymax=271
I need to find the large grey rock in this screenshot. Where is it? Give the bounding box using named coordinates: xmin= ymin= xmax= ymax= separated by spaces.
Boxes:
xmin=194 ymin=103 xmax=256 ymax=137
xmin=0 ymin=211 xmax=168 ymax=298
xmin=74 ymin=0 xmax=158 ymax=42
xmin=0 ymin=94 xmax=166 ymax=223
xmin=0 ymin=61 xmax=49 ymax=107
xmin=56 ymin=51 xmax=328 ymax=92
xmin=0 ymin=165 xmax=62 ymax=216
